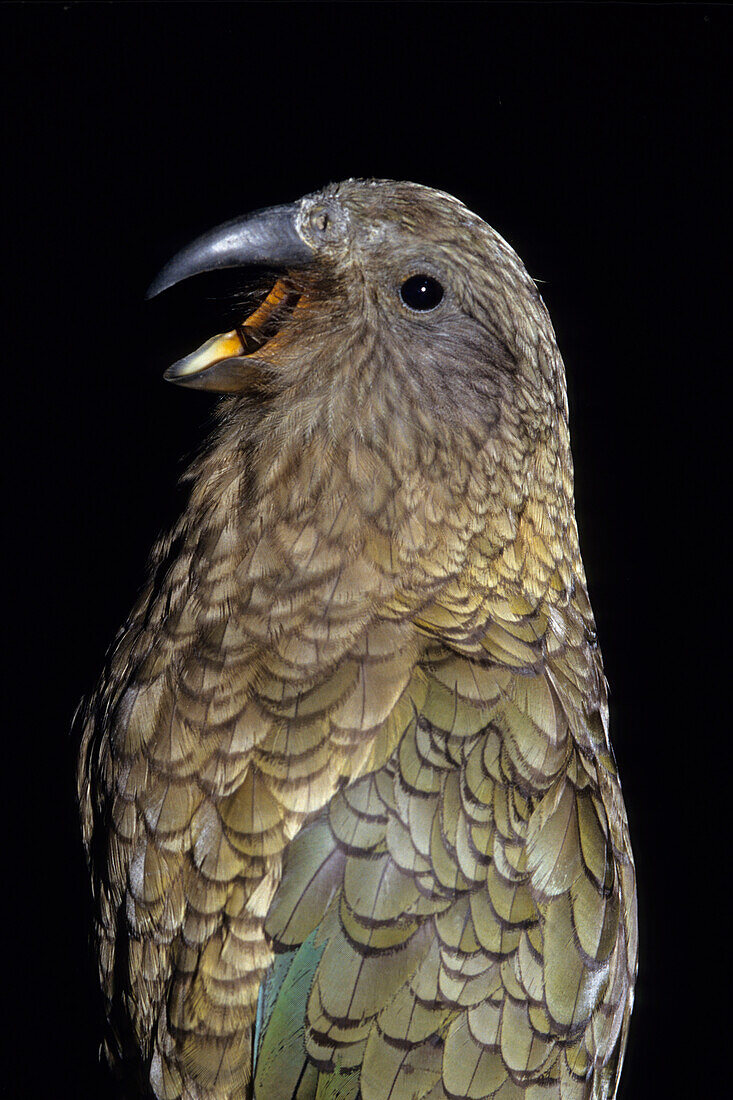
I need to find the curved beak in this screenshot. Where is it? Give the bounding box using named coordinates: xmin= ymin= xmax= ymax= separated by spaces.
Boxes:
xmin=146 ymin=202 xmax=314 ymax=299
xmin=147 ymin=202 xmax=314 ymax=391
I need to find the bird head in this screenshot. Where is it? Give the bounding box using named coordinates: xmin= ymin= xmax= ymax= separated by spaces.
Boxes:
xmin=148 ymin=180 xmax=576 ymax=576
xmin=150 ymin=179 xmax=564 ymax=442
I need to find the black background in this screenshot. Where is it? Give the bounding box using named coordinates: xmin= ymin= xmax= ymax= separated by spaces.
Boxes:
xmin=3 ymin=3 xmax=729 ymax=1096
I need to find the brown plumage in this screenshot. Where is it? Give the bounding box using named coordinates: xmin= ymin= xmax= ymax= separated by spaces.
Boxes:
xmin=77 ymin=179 xmax=637 ymax=1100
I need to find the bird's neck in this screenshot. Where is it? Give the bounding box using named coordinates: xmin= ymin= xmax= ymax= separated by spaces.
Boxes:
xmin=185 ymin=388 xmax=584 ymax=632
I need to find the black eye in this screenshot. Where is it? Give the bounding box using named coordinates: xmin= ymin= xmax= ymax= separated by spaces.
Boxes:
xmin=400 ymin=274 xmax=444 ymax=311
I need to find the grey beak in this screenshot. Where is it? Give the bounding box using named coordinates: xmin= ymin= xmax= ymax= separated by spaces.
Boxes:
xmin=146 ymin=202 xmax=314 ymax=299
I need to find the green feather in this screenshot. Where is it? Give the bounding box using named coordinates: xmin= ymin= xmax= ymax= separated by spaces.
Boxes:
xmin=253 ymin=929 xmax=326 ymax=1099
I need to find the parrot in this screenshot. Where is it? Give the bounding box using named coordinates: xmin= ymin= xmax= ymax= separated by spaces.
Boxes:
xmin=77 ymin=179 xmax=637 ymax=1100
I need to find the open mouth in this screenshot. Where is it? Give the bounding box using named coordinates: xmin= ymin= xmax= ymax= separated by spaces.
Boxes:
xmin=164 ymin=277 xmax=301 ymax=391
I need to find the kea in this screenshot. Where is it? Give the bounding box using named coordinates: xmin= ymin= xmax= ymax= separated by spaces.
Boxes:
xmin=77 ymin=179 xmax=637 ymax=1100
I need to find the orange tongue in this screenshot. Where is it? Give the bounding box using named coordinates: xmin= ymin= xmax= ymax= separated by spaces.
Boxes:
xmin=241 ymin=278 xmax=290 ymax=334
xmin=164 ymin=279 xmax=295 ymax=388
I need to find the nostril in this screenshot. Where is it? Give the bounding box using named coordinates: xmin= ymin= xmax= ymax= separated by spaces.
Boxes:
xmin=303 ymin=200 xmax=345 ymax=244
xmin=309 ymin=208 xmax=330 ymax=234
